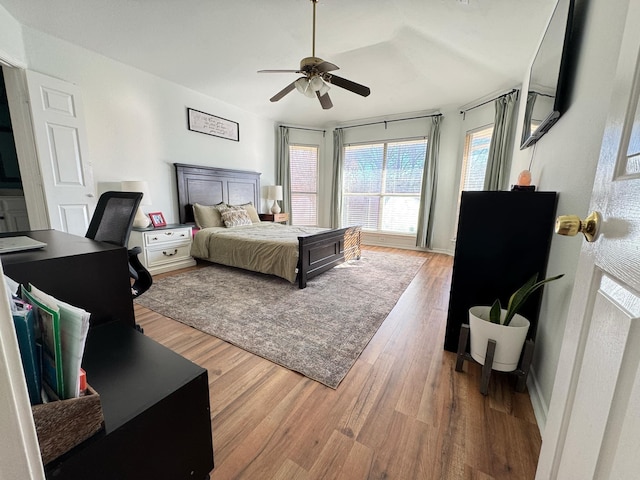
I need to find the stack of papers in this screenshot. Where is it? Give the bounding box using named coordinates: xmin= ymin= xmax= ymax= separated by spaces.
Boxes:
xmin=14 ymin=282 xmax=91 ymax=403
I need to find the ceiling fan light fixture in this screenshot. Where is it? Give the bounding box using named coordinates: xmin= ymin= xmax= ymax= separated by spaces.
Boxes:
xmin=259 ymin=0 xmax=370 ymax=108
xmin=294 ymin=77 xmax=308 ymax=94
xmin=318 ymin=82 xmax=330 ymax=96
xmin=295 ymin=77 xmax=318 ymax=98
xmin=309 ymin=75 xmax=324 ymax=91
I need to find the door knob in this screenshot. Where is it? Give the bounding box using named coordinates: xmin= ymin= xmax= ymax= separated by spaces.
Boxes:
xmin=555 ymin=211 xmax=601 ymax=242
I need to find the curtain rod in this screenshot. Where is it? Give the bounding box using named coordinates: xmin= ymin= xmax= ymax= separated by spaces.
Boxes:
xmin=279 ymin=125 xmax=326 ymax=134
xmin=339 ymin=113 xmax=442 ymax=131
xmin=280 ymin=112 xmax=441 ymax=133
xmin=459 ymin=88 xmax=518 ymax=116
xmin=529 ymin=90 xmax=555 ymax=98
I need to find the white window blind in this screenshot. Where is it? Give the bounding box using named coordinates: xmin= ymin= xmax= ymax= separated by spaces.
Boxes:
xmin=453 ymin=125 xmax=494 ymax=237
xmin=460 ymin=125 xmax=493 ymax=192
xmin=342 ymin=138 xmax=427 ymax=234
xmin=289 ymin=144 xmax=318 ymax=226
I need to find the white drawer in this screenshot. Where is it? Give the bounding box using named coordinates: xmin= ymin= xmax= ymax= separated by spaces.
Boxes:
xmin=144 ymin=228 xmax=191 ymax=246
xmin=147 ymin=244 xmax=192 ymax=267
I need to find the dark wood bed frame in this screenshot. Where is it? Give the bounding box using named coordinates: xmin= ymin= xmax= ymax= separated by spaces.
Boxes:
xmin=174 ymin=163 xmax=361 ymax=288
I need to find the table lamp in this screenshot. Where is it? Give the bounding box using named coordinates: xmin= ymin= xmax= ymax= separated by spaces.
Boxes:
xmin=268 ymin=185 xmax=283 ymax=214
xmin=121 ymin=180 xmax=152 ymax=228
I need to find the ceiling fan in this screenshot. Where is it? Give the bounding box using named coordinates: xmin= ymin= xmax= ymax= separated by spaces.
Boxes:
xmin=258 ymin=0 xmax=371 ymax=110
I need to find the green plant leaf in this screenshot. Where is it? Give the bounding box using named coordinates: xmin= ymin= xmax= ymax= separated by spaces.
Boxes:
xmin=489 ymin=299 xmax=502 ymax=324
xmin=503 ymin=273 xmax=565 ymax=326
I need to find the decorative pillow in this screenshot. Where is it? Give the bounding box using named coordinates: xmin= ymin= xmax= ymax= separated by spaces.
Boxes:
xmin=229 ymin=202 xmax=261 ymax=223
xmin=192 ymin=202 xmax=225 ymax=228
xmin=220 ymin=208 xmax=253 ymax=227
xmin=215 ymin=203 xmax=235 ymax=214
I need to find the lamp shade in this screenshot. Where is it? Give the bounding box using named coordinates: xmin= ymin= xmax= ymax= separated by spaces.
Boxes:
xmin=121 ymin=180 xmax=152 ymax=206
xmin=268 ymin=185 xmax=283 ymax=201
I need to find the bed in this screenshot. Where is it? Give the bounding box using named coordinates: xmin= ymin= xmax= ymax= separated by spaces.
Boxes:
xmin=174 ymin=163 xmax=361 ymax=288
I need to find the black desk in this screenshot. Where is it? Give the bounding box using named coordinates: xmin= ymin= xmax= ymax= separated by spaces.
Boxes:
xmin=45 ymin=321 xmax=214 ymax=479
xmin=0 ymin=229 xmax=134 ymax=327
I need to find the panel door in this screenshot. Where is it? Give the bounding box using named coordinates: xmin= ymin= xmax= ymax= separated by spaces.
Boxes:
xmin=25 ymin=70 xmax=95 ymax=236
xmin=536 ymin=1 xmax=640 ymax=478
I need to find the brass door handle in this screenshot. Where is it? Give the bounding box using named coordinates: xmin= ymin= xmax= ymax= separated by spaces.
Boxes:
xmin=555 ymin=211 xmax=601 ymax=242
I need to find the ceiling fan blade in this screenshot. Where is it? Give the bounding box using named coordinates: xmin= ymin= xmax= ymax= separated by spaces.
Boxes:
xmin=324 ymin=74 xmax=371 ymax=97
xmin=316 ymin=61 xmax=339 ymax=73
xmin=258 ymin=69 xmax=301 ymax=74
xmin=317 ymin=91 xmax=333 ymax=110
xmin=270 ymin=81 xmax=297 ymax=102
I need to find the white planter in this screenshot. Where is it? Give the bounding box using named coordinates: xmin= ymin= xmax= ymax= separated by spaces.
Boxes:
xmin=468 ymin=306 xmax=530 ymax=372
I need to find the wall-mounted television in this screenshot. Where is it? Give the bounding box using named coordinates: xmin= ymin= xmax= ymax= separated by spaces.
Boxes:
xmin=520 ymin=0 xmax=575 ymax=149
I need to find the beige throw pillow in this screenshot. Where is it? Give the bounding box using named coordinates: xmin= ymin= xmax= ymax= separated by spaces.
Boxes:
xmin=193 ymin=203 xmax=225 ymax=228
xmin=220 ymin=208 xmax=252 ymax=227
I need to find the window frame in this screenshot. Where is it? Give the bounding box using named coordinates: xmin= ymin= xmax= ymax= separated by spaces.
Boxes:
xmin=453 ymin=123 xmax=494 ymax=237
xmin=342 ymin=136 xmax=428 ymax=235
xmin=459 ymin=123 xmax=494 ymax=193
xmin=288 ymin=143 xmax=320 ymax=227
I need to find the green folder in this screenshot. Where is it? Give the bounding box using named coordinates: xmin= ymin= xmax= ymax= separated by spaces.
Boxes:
xmin=22 ymin=285 xmax=64 ymax=400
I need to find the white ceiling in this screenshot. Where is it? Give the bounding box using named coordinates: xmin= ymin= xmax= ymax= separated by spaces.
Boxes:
xmin=0 ymin=0 xmax=557 ymax=127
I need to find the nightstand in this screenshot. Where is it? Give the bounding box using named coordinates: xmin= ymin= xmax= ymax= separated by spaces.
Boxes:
xmin=259 ymin=213 xmax=289 ymax=224
xmin=129 ymin=224 xmax=196 ymax=275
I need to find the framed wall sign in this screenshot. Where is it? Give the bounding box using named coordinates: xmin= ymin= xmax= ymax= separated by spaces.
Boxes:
xmin=187 ymin=108 xmax=239 ymax=142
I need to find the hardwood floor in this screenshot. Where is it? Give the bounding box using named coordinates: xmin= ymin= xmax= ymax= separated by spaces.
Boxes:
xmin=134 ymin=247 xmax=541 ymax=479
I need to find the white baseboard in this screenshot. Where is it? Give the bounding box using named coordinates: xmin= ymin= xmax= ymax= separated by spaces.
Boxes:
xmin=527 ymin=365 xmax=548 ymax=434
xmin=361 ymin=232 xmax=454 ymax=256
xmin=428 ymin=247 xmax=454 ymax=256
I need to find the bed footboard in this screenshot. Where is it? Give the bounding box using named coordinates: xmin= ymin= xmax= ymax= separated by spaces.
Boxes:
xmin=297 ymin=226 xmax=362 ymax=289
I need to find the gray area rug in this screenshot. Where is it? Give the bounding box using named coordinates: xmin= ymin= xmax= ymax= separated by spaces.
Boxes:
xmin=135 ymin=250 xmax=427 ymax=388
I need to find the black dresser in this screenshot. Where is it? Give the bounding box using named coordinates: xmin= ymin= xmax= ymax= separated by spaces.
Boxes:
xmin=444 ymin=191 xmax=558 ymax=352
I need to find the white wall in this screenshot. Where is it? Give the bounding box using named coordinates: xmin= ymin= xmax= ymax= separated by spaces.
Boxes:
xmin=0 ymin=3 xmax=24 ymax=67
xmin=510 ymin=0 xmax=630 ymax=427
xmin=18 ymin=27 xmax=276 ymax=221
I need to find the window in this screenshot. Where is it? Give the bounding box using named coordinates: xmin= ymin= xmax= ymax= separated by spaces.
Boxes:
xmin=289 ymin=144 xmax=318 ymax=226
xmin=459 ymin=125 xmax=493 ymax=192
xmin=453 ymin=125 xmax=493 ymax=237
xmin=342 ymin=139 xmax=427 ymax=234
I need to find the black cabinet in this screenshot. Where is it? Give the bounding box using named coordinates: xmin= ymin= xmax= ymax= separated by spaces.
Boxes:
xmin=444 ymin=191 xmax=558 ymax=352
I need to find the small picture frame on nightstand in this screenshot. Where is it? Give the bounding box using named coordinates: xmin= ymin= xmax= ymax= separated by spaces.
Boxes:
xmin=149 ymin=212 xmax=167 ymax=227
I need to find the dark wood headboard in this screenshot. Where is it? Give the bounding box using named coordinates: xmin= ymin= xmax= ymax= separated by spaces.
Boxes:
xmin=174 ymin=163 xmax=261 ymax=224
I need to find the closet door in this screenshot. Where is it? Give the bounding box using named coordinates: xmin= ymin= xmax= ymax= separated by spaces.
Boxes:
xmin=444 ymin=191 xmax=558 ymax=352
xmin=24 ymin=70 xmax=95 ymax=235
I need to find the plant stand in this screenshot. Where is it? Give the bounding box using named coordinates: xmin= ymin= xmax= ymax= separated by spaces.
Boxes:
xmin=455 ymin=323 xmax=535 ymax=395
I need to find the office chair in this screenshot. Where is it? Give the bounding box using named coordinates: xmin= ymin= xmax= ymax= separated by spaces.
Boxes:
xmin=85 ymin=191 xmax=153 ymax=302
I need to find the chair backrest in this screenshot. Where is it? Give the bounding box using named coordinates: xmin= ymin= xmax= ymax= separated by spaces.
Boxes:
xmin=85 ymin=191 xmax=143 ymax=247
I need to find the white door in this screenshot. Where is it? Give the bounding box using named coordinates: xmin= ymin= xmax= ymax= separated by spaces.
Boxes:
xmin=536 ymin=2 xmax=640 ymax=478
xmin=24 ymin=70 xmax=95 ymax=236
